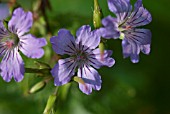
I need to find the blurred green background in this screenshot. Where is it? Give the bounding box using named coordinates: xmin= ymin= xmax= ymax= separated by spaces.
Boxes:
xmin=0 ymin=0 xmax=170 ymax=114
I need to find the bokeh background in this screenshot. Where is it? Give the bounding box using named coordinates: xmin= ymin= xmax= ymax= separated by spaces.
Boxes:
xmin=0 ymin=0 xmax=169 ymax=114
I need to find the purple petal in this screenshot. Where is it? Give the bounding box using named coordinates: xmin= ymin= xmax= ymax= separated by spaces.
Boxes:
xmin=124 ymin=29 xmax=151 ymax=45
xmin=51 ymin=58 xmax=76 ymax=86
xmin=19 ymin=34 xmax=47 ymax=58
xmin=77 ymin=66 xmax=102 ymax=95
xmin=0 ymin=3 xmax=9 ymax=20
xmin=0 ymin=43 xmax=7 ymax=57
xmin=8 ymin=8 xmax=33 ymax=37
xmin=122 ymin=36 xmax=151 ymax=63
xmin=140 ymin=44 xmax=150 ymax=54
xmin=89 ymin=48 xmax=115 ymax=69
xmin=0 ymin=48 xmax=24 ymax=82
xmin=130 ymin=53 xmax=139 ymax=63
xmin=0 ymin=21 xmax=9 ymax=39
xmin=127 ymin=1 xmax=152 ymax=27
xmin=108 ymin=0 xmax=132 ymax=22
xmin=76 ymin=25 xmax=100 ymax=49
xmin=102 ymin=16 xmax=118 ymax=27
xmin=50 ymin=29 xmax=76 ymax=55
xmin=122 ymin=38 xmax=140 ymax=63
xmin=99 ymin=16 xmax=120 ymax=39
xmin=134 ymin=0 xmax=143 ymax=9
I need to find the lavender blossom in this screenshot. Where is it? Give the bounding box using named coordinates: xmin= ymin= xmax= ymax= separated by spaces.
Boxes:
xmin=50 ymin=25 xmax=115 ymax=95
xmin=0 ymin=8 xmax=47 ymax=82
xmin=100 ymin=0 xmax=152 ymax=63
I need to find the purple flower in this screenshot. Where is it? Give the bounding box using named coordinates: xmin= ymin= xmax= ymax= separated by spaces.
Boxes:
xmin=100 ymin=0 xmax=152 ymax=63
xmin=50 ymin=25 xmax=115 ymax=95
xmin=0 ymin=8 xmax=47 ymax=82
xmin=0 ymin=3 xmax=10 ymax=20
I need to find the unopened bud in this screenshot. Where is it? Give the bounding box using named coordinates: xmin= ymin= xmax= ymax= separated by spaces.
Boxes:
xmin=29 ymin=81 xmax=46 ymax=94
xmin=43 ymin=95 xmax=57 ymax=114
xmin=93 ymin=0 xmax=102 ymax=29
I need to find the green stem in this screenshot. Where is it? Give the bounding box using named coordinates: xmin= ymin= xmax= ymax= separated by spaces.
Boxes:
xmin=25 ymin=68 xmax=42 ymax=73
xmin=53 ymin=86 xmax=59 ymax=95
xmin=25 ymin=68 xmax=51 ymax=74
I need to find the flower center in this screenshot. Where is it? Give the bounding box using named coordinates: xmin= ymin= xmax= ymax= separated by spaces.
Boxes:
xmin=74 ymin=50 xmax=88 ymax=66
xmin=118 ymin=25 xmax=132 ymax=32
xmin=2 ymin=33 xmax=19 ymax=49
xmin=5 ymin=41 xmax=14 ymax=49
xmin=118 ymin=23 xmax=132 ymax=40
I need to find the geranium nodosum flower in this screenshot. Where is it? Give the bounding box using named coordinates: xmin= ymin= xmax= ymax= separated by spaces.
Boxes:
xmin=50 ymin=25 xmax=115 ymax=94
xmin=0 ymin=8 xmax=47 ymax=82
xmin=100 ymin=0 xmax=152 ymax=63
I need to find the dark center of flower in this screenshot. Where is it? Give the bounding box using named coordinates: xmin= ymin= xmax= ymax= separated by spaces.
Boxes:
xmin=74 ymin=50 xmax=88 ymax=66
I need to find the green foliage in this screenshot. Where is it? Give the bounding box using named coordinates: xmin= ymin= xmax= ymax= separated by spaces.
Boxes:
xmin=0 ymin=0 xmax=170 ymax=114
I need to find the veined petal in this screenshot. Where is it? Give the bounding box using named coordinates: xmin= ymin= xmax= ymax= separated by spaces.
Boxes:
xmin=0 ymin=42 xmax=7 ymax=56
xmin=140 ymin=44 xmax=150 ymax=55
xmin=0 ymin=48 xmax=24 ymax=82
xmin=8 ymin=8 xmax=33 ymax=37
xmin=50 ymin=29 xmax=76 ymax=55
xmin=51 ymin=58 xmax=76 ymax=86
xmin=102 ymin=16 xmax=118 ymax=27
xmin=0 ymin=21 xmax=9 ymax=39
xmin=76 ymin=25 xmax=100 ymax=49
xmin=89 ymin=48 xmax=115 ymax=69
xmin=108 ymin=0 xmax=132 ymax=22
xmin=122 ymin=38 xmax=140 ymax=63
xmin=19 ymin=34 xmax=47 ymax=58
xmin=124 ymin=29 xmax=151 ymax=45
xmin=0 ymin=3 xmax=9 ymax=20
xmin=134 ymin=0 xmax=143 ymax=9
xmin=99 ymin=16 xmax=120 ymax=39
xmin=77 ymin=66 xmax=102 ymax=95
xmin=127 ymin=0 xmax=152 ymax=27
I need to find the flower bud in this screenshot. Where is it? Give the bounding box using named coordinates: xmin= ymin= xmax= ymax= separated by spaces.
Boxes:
xmin=29 ymin=81 xmax=46 ymax=94
xmin=93 ymin=0 xmax=102 ymax=29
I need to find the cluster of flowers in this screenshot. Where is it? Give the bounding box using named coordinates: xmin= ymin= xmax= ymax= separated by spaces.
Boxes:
xmin=0 ymin=0 xmax=151 ymax=95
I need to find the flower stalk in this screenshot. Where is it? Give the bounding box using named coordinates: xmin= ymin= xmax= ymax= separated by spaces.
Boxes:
xmin=93 ymin=0 xmax=105 ymax=60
